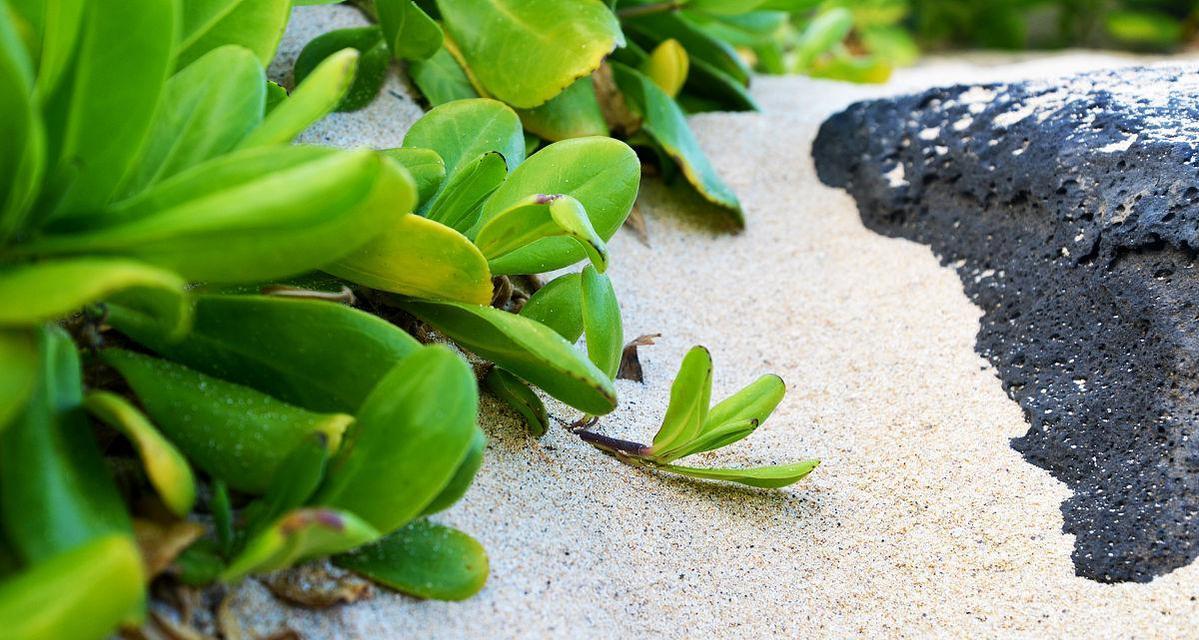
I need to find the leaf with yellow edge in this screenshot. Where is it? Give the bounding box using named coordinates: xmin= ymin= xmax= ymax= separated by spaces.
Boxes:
xmin=84 ymin=391 xmax=196 ymax=518
xmin=325 ymin=214 xmax=493 ymax=304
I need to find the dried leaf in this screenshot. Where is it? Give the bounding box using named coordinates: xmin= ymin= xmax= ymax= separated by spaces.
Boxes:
xmin=617 ymin=333 xmax=660 ymax=382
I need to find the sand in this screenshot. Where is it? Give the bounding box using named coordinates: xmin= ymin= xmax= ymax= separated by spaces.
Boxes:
xmin=228 ymin=6 xmax=1199 ymax=638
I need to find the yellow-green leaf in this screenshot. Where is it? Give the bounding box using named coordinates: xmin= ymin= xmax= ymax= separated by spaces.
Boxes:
xmin=643 ymin=39 xmax=688 ymax=97
xmin=335 ymin=519 xmax=487 ymax=601
xmin=238 ymin=48 xmax=358 ymax=149
xmin=222 ymin=508 xmax=380 ymax=582
xmin=474 ymin=194 xmax=608 ymax=275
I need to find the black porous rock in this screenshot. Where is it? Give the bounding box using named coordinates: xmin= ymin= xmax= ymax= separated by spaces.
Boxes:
xmin=812 ymin=65 xmax=1199 ymax=584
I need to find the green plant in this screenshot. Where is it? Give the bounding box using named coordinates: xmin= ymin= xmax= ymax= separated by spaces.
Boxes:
xmin=579 ymin=346 xmax=820 ymax=487
xmin=1 ymin=1 xmax=819 ymax=637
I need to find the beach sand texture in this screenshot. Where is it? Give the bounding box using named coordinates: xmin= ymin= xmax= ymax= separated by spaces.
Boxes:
xmin=229 ymin=7 xmax=1199 ymax=638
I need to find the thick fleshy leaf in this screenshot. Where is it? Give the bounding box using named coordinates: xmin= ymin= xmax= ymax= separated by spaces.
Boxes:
xmin=623 ymin=10 xmax=750 ymax=86
xmin=176 ymin=0 xmax=291 ymax=70
xmin=0 ymin=258 xmax=189 ymax=337
xmin=380 ymin=147 xmax=445 ymax=206
xmin=653 ymin=418 xmax=758 ymax=462
xmin=28 ymin=146 xmax=413 ymax=283
xmin=407 ymin=46 xmax=478 ymax=106
xmin=0 ymin=7 xmax=42 ymax=241
xmin=580 ymin=266 xmax=622 ymax=380
xmin=516 ymin=76 xmax=607 ymax=142
xmin=478 ymin=137 xmax=639 ymax=274
xmin=0 ymin=326 xmax=130 ymax=564
xmin=0 ymin=330 xmax=37 ymax=433
xmin=239 ymin=48 xmax=358 ymax=148
xmin=244 ymin=432 xmax=332 ymax=535
xmin=793 ymin=7 xmax=853 ymax=68
xmin=316 ymin=346 xmax=479 ymax=534
xmin=102 ymin=349 xmax=354 ymax=494
xmin=377 ymin=0 xmax=442 ymax=60
xmin=127 ymin=45 xmax=266 ymax=195
xmin=643 ymin=39 xmax=688 ymax=97
xmin=518 ymin=272 xmax=583 ymax=342
xmin=421 ymin=427 xmax=486 ymax=515
xmin=436 ymin=0 xmax=623 ymax=108
xmin=659 ymin=459 xmax=820 ymax=488
xmin=46 ymin=0 xmax=176 ymax=219
xmin=107 ymin=294 xmax=420 ymax=414
xmin=426 ymin=151 xmax=507 ymax=232
xmin=703 ymin=373 xmax=785 ymax=432
xmin=683 ymin=56 xmax=759 ymax=113
xmin=335 ymin=519 xmax=487 ymax=601
xmin=294 ymin=27 xmax=387 ymax=112
xmin=8 ymin=0 xmax=85 ymax=98
xmin=222 ymin=508 xmax=380 ymax=582
xmin=611 ymin=63 xmax=742 ymax=224
xmin=399 ymin=300 xmax=617 ymax=414
xmin=474 ymin=194 xmax=608 ymax=274
xmin=0 ymin=534 xmax=144 ymax=640
xmin=402 ymin=98 xmax=524 ymax=180
xmin=650 ymin=346 xmax=713 ymax=451
xmin=326 ymin=213 xmax=492 ymax=304
xmin=83 ymin=391 xmax=196 ymax=518
xmin=483 ymin=367 xmax=549 ymax=437
xmin=680 ymin=0 xmax=776 ymax=15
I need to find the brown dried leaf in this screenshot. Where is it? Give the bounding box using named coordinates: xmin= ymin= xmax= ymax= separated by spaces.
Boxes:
xmin=593 ymin=63 xmax=641 ymax=137
xmin=623 ymin=204 xmax=650 ymax=247
xmin=617 ymin=333 xmax=661 ymax=383
xmin=263 ymin=561 xmax=375 ymax=609
xmin=134 ymin=518 xmax=206 ymax=579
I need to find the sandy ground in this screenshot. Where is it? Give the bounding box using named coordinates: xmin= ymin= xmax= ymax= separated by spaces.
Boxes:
xmin=228 ymin=7 xmax=1199 ymax=638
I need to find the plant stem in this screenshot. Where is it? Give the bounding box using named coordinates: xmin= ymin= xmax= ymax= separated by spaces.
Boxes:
xmin=576 ymin=430 xmax=651 ymax=456
xmin=615 ymin=1 xmax=683 ymax=19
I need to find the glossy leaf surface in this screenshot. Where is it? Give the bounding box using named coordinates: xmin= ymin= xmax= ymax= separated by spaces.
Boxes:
xmin=518 ymin=272 xmax=583 ymax=342
xmin=580 ymin=265 xmax=622 ymax=380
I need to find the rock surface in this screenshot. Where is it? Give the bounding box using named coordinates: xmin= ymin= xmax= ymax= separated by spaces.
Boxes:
xmin=814 ymin=64 xmax=1199 ymax=583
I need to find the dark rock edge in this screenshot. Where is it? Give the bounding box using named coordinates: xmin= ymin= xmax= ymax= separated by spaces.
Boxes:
xmin=812 ymin=65 xmax=1199 ymax=583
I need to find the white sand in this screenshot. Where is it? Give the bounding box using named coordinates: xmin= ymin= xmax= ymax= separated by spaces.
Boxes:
xmin=229 ymin=7 xmax=1199 ymax=638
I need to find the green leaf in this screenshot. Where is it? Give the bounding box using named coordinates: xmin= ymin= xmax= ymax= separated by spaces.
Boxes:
xmin=239 ymin=48 xmax=358 ymax=148
xmin=294 ymin=27 xmax=388 ymax=112
xmin=377 ymin=0 xmax=443 ymax=60
xmin=403 ymin=98 xmax=525 ymax=181
xmin=29 ymin=146 xmax=414 ymax=284
xmin=380 ymin=147 xmax=445 ymax=206
xmin=316 ymin=346 xmax=479 ymax=534
xmin=399 ymin=300 xmax=617 ymax=414
xmin=478 ymin=137 xmax=639 ymax=274
xmin=650 ymin=346 xmax=712 ymax=452
xmin=436 ymin=0 xmax=622 ymax=108
xmin=794 ymin=7 xmax=853 ymax=67
xmin=212 ymin=480 xmax=234 ymax=557
xmin=46 ymin=0 xmax=177 ymax=219
xmin=474 ymin=194 xmax=609 ymax=275
xmin=102 ymin=349 xmax=354 ymax=494
xmin=83 ymin=391 xmax=196 ymax=518
xmin=421 ymin=427 xmax=486 ymax=515
xmin=425 ymin=151 xmax=507 ymax=232
xmin=623 ymin=11 xmax=750 ymax=86
xmin=1105 ymin=10 xmax=1184 ymax=47
xmin=10 ymin=0 xmax=85 ymax=98
xmin=483 ymin=367 xmax=549 ymax=437
xmin=516 ymin=76 xmax=608 ymax=142
xmin=658 ymin=459 xmax=819 ymax=488
xmin=0 ymin=326 xmax=131 ymax=564
xmin=681 ymin=0 xmax=774 ymax=15
xmin=0 ymin=534 xmax=144 ymax=640
xmin=107 ymin=294 xmax=420 ymax=414
xmin=335 ymin=519 xmax=487 ymax=601
xmin=222 ymin=508 xmax=380 ymax=582
xmin=176 ymin=0 xmax=291 ymax=70
xmin=0 ymin=258 xmax=189 ymax=337
xmin=325 ymin=213 xmax=493 ymax=304
xmin=407 ymin=46 xmax=478 ymax=106
xmin=703 ymin=373 xmax=784 ymax=432
xmin=653 ymin=417 xmax=758 ymax=462
xmin=0 ymin=330 xmax=37 ymax=433
xmin=611 ymin=62 xmax=742 ymax=224
xmin=643 ymin=39 xmax=688 ymax=98
xmin=126 ymin=45 xmax=266 ymax=195
xmin=683 ymin=56 xmax=759 ymax=113
xmin=580 ymin=265 xmax=622 ymax=380
xmin=244 ymin=432 xmax=332 ymax=535
xmin=518 ymin=272 xmax=583 ymax=342
xmin=0 ymin=6 xmax=43 ymax=242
